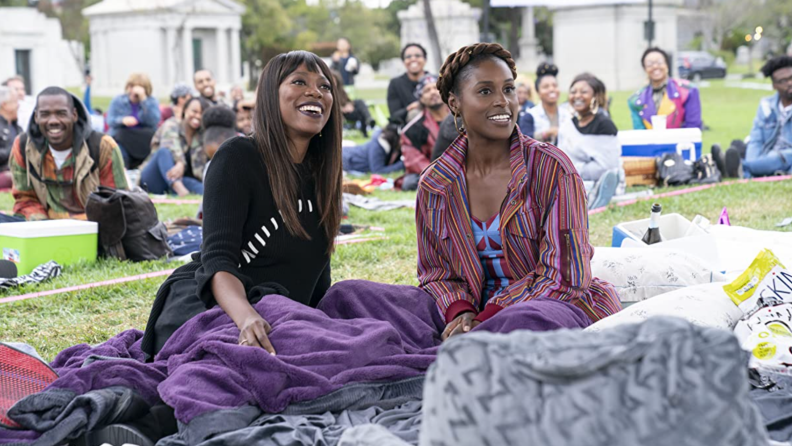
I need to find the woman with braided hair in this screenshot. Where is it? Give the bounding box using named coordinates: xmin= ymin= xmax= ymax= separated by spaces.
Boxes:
xmin=417 ymin=43 xmax=621 ymax=340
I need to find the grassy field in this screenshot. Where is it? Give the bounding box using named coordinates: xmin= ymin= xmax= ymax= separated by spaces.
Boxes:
xmin=3 ymin=81 xmax=790 ymax=361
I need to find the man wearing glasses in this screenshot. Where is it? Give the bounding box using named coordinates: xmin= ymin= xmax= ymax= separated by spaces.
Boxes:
xmin=727 ymin=56 xmax=792 ymax=178
xmin=628 ymin=47 xmax=702 ymax=131
xmin=387 ymin=43 xmax=429 ymax=125
xmin=9 ymin=87 xmax=128 ymax=220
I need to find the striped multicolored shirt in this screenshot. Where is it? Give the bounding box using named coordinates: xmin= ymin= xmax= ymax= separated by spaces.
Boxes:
xmin=416 ymin=127 xmax=622 ymax=324
xmin=471 ymin=214 xmax=514 ymax=301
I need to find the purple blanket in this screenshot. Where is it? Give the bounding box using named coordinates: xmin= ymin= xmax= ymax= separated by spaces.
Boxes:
xmin=1 ymin=280 xmax=591 ymax=445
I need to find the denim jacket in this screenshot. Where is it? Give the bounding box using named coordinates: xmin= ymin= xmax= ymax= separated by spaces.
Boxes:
xmin=747 ymin=92 xmax=792 ymax=160
xmin=106 ymin=94 xmax=161 ymax=137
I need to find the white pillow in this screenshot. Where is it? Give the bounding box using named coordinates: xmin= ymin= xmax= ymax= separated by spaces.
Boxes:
xmin=592 ymin=247 xmax=725 ymax=303
xmin=586 ymin=282 xmax=743 ymax=332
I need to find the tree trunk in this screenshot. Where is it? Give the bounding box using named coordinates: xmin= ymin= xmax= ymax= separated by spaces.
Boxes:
xmin=422 ymin=0 xmax=443 ymax=72
xmin=509 ymin=7 xmax=520 ymax=58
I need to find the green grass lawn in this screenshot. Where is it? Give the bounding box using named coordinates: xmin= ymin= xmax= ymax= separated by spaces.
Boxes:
xmin=3 ymin=81 xmax=789 ymax=361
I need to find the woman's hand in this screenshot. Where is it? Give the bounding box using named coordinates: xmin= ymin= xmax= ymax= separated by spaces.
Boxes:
xmin=131 ymin=85 xmax=148 ymax=101
xmin=166 ymin=161 xmax=185 ymax=181
xmin=442 ymin=312 xmax=480 ymax=341
xmin=122 ymin=116 xmax=139 ymax=127
xmin=543 ymin=127 xmax=558 ymax=141
xmin=238 ymin=314 xmax=276 ymax=355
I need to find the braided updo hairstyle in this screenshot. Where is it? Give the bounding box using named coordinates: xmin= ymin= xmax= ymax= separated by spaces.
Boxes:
xmin=436 ymin=43 xmax=518 ymax=109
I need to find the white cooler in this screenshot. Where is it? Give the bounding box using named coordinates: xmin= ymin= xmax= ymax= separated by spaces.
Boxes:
xmin=618 ymin=128 xmax=702 ymax=160
xmin=612 ymin=213 xmax=721 ymax=272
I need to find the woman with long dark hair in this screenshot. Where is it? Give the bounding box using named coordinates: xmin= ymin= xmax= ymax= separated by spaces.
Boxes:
xmin=140 ymin=96 xmax=209 ymax=196
xmin=141 ymin=51 xmax=343 ymax=358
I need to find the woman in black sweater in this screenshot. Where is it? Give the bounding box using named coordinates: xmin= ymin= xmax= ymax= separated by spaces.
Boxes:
xmin=142 ymin=51 xmax=343 ymax=358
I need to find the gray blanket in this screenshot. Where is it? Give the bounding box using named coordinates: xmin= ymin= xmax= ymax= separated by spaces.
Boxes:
xmin=420 ymin=317 xmax=770 ymax=446
xmin=158 ymin=401 xmax=421 ymax=446
xmin=158 ymin=377 xmax=424 ymax=446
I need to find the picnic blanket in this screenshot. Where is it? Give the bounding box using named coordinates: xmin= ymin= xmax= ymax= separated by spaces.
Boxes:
xmin=0 ymin=281 xmax=590 ymax=446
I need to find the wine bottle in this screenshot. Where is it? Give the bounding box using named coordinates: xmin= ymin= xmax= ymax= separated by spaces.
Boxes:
xmin=642 ymin=203 xmax=663 ymax=245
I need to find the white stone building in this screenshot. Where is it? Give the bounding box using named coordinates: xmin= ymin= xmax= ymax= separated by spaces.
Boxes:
xmin=0 ymin=7 xmax=84 ymax=95
xmin=493 ymin=0 xmax=693 ymax=92
xmin=552 ymin=1 xmax=681 ymax=92
xmin=83 ymin=0 xmax=245 ymax=97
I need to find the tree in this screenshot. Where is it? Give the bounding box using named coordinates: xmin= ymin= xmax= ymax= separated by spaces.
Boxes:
xmin=240 ymin=0 xmax=293 ymax=87
xmin=384 ymin=0 xmax=417 ymax=35
xmin=748 ymin=0 xmax=792 ymax=54
xmin=422 ymin=0 xmax=442 ymax=71
xmin=34 ymin=0 xmax=102 ymax=72
xmin=238 ymin=0 xmax=402 ymax=82
xmin=334 ymin=1 xmax=400 ymax=69
xmin=0 ymin=0 xmax=27 ymax=6
xmin=459 ymin=0 xmax=553 ymax=57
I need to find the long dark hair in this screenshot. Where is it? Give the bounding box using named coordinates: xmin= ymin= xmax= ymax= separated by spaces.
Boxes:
xmin=181 ymin=97 xmax=210 ymax=121
xmin=253 ymin=51 xmax=343 ymax=253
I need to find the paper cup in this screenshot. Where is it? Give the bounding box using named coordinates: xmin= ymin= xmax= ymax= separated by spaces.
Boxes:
xmin=651 ymin=115 xmax=667 ymax=130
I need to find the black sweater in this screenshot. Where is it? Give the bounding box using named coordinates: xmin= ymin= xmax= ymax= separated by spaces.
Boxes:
xmin=573 ymin=113 xmax=618 ymax=136
xmin=387 ymin=73 xmax=420 ymax=123
xmin=194 ymin=136 xmax=331 ymax=308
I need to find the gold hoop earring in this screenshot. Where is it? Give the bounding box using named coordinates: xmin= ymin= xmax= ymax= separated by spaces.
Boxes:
xmin=590 ymin=99 xmax=599 ymax=115
xmin=453 ymin=113 xmax=465 ymax=136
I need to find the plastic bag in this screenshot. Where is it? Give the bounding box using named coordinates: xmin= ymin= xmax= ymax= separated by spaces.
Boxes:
xmin=725 ymin=249 xmax=788 ymax=314
xmin=728 ymin=250 xmax=792 ymax=371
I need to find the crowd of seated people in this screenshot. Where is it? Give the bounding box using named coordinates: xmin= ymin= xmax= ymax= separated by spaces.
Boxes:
xmin=5 ymin=40 xmax=785 ymax=225
xmin=4 ymin=40 xmax=789 ymax=446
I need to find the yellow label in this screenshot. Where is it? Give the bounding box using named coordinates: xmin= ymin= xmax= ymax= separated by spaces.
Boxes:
xmin=724 ymin=249 xmax=785 ymax=307
xmin=769 ymin=323 xmax=792 ymax=337
xmin=753 ymin=342 xmax=777 ymax=360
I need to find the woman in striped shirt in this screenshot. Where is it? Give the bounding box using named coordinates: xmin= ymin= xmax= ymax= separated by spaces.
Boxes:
xmin=418 ymin=43 xmax=622 ymax=340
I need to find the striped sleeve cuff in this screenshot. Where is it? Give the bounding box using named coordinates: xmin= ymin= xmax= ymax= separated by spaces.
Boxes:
xmin=473 ymin=303 xmax=504 ymax=323
xmin=445 ymin=300 xmax=477 ymax=324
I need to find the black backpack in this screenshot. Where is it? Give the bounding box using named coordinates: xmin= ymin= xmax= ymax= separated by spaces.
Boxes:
xmin=690 ymin=154 xmax=722 ymax=185
xmin=85 ymin=186 xmax=172 ymax=261
xmin=656 ymin=152 xmax=694 ymax=187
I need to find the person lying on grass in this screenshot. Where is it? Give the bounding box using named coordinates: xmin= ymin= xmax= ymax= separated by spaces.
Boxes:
xmin=417 ymin=43 xmax=622 ymax=340
xmin=141 ymin=50 xmax=343 ymax=358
